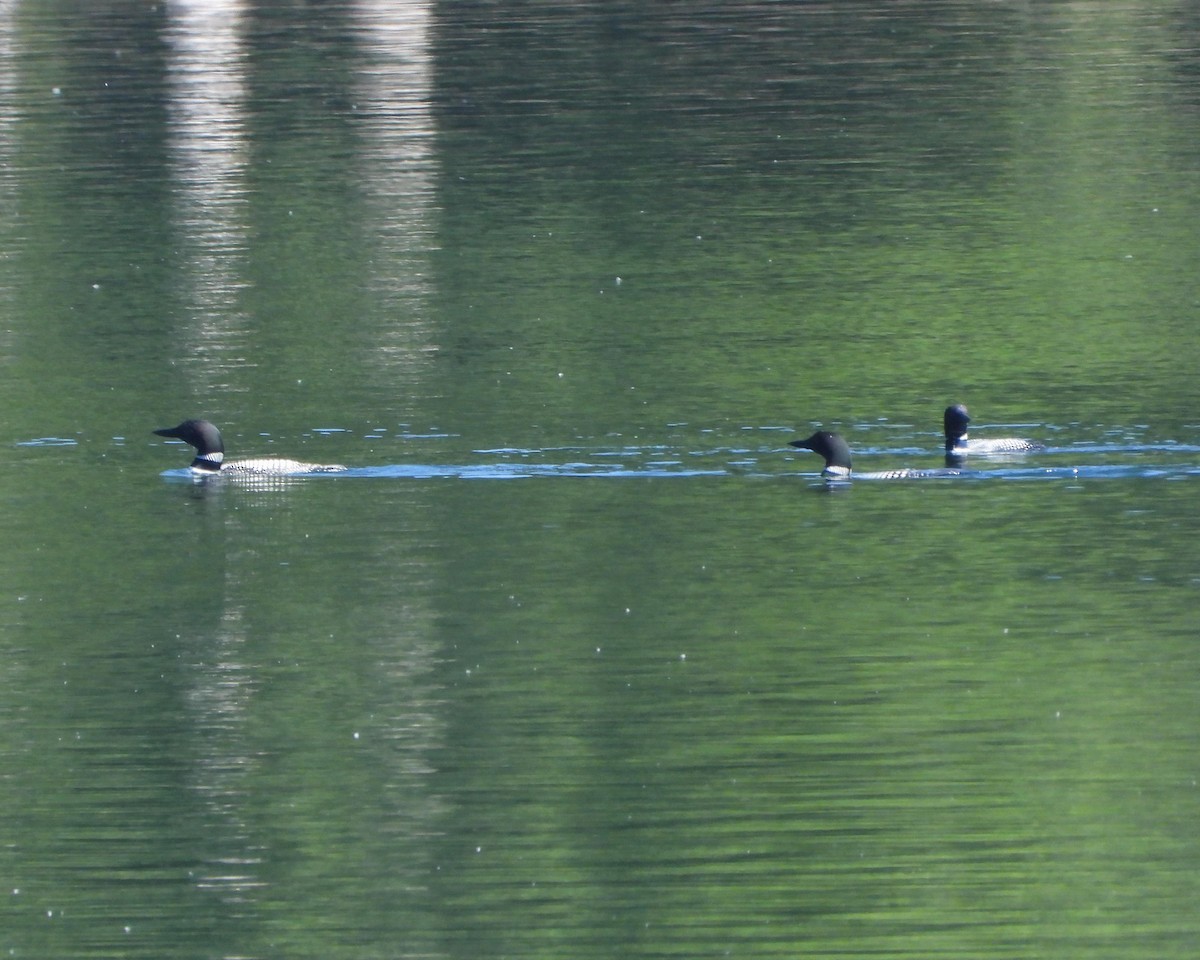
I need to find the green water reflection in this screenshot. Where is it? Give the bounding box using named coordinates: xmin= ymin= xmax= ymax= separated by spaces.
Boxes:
xmin=2 ymin=2 xmax=1200 ymax=959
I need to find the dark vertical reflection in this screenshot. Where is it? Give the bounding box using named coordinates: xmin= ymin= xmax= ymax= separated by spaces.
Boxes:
xmin=0 ymin=2 xmax=177 ymax=432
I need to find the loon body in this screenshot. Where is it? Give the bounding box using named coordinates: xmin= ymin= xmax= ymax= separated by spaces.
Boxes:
xmin=154 ymin=419 xmax=346 ymax=477
xmin=944 ymin=404 xmax=1043 ymax=457
xmin=790 ymin=430 xmax=962 ymax=481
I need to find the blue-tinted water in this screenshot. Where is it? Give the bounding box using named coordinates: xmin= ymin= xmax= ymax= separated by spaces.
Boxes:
xmin=144 ymin=423 xmax=1200 ymax=482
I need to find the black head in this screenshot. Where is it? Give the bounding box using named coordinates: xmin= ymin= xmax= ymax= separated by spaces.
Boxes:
xmin=153 ymin=418 xmax=225 ymax=458
xmin=943 ymin=404 xmax=970 ymax=447
xmin=788 ymin=430 xmax=852 ymax=471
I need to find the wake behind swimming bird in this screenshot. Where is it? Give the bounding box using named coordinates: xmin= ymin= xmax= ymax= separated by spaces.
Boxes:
xmin=154 ymin=419 xmax=346 ymax=477
xmin=790 ymin=430 xmax=963 ymax=481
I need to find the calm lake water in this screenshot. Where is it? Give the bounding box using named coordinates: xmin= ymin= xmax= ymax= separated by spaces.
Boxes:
xmin=3 ymin=2 xmax=1200 ymax=958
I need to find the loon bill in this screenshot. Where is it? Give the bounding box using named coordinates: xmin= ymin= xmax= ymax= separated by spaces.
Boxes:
xmin=154 ymin=418 xmax=346 ymax=476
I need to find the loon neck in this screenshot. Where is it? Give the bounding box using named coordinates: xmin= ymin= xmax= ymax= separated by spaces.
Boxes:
xmin=191 ymin=453 xmax=223 ymax=471
xmin=946 ymin=430 xmax=969 ymax=451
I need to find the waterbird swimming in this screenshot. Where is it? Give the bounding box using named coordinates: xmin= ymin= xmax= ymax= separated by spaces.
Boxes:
xmin=790 ymin=430 xmax=962 ymax=480
xmin=154 ymin=419 xmax=346 ymax=476
xmin=944 ymin=403 xmax=1044 ymax=456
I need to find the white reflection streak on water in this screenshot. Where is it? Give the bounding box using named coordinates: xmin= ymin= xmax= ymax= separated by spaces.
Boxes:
xmin=346 ymin=5 xmax=450 ymax=914
xmin=165 ymin=0 xmax=253 ymax=395
xmin=164 ymin=0 xmax=264 ymax=905
xmin=0 ymin=3 xmax=17 ymax=359
xmin=351 ymin=0 xmax=440 ymax=370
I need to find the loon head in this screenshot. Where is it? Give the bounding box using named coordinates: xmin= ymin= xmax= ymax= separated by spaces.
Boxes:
xmin=789 ymin=430 xmax=852 ymax=478
xmin=943 ymin=403 xmax=971 ymax=450
xmin=154 ymin=418 xmax=225 ymax=471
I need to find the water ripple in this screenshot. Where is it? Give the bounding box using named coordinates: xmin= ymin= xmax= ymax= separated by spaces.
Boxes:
xmin=16 ymin=437 xmax=78 ymax=447
xmin=145 ymin=430 xmax=1200 ymax=483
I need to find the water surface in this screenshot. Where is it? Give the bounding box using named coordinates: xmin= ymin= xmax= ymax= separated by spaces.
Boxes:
xmin=3 ymin=3 xmax=1200 ymax=958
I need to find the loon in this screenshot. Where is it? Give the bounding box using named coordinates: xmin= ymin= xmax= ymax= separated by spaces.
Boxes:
xmin=790 ymin=430 xmax=962 ymax=480
xmin=944 ymin=404 xmax=1043 ymax=456
xmin=154 ymin=419 xmax=346 ymax=476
